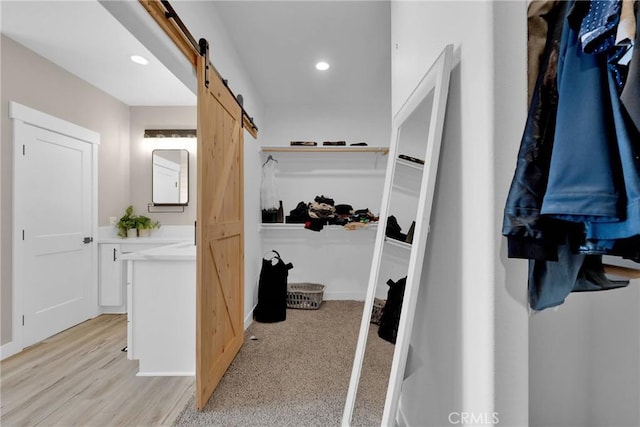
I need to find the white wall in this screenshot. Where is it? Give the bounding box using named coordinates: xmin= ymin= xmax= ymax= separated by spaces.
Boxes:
xmin=492 ymin=2 xmax=530 ymax=425
xmin=587 ymin=285 xmax=640 ymax=427
xmin=391 ymin=1 xmax=529 ymax=425
xmin=0 ymin=34 xmax=131 ymax=346
xmin=530 ymin=286 xmax=640 ymax=427
xmin=260 ymin=103 xmax=390 ymax=148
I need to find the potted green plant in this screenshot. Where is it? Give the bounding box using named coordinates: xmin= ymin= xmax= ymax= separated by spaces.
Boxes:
xmin=116 ymin=205 xmax=160 ymax=238
xmin=136 ymin=215 xmax=160 ymax=237
xmin=116 ymin=205 xmax=138 ymax=238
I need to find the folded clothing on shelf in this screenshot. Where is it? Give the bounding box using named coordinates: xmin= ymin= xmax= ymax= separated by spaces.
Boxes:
xmin=283 ymin=195 xmax=378 ymax=231
xmin=290 ymin=141 xmax=317 ymax=146
xmin=314 ymin=195 xmax=335 ymax=206
xmin=309 ymin=201 xmax=336 ymax=219
xmin=322 ymin=141 xmax=346 ymax=146
xmin=286 ymin=201 xmax=310 ymax=224
xmin=335 ymin=204 xmax=354 ymax=216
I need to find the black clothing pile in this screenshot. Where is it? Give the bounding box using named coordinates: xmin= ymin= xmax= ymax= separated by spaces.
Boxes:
xmin=285 ymin=195 xmax=378 ymax=232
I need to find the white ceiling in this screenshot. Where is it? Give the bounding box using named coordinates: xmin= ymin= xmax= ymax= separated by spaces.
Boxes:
xmin=0 ymin=1 xmax=390 ymax=109
xmin=200 ymin=1 xmax=391 ymax=107
xmin=1 ymin=1 xmax=196 ymax=106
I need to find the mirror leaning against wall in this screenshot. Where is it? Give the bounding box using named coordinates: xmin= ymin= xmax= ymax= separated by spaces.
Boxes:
xmin=152 ymin=149 xmax=189 ymax=205
xmin=343 ymin=44 xmax=453 ymax=426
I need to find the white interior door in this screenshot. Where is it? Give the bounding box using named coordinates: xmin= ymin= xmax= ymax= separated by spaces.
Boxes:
xmin=13 ymin=103 xmax=97 ymax=349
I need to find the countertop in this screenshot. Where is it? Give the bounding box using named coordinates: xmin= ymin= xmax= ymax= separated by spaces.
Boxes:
xmin=97 ymin=225 xmax=194 ymax=245
xmin=121 ymin=242 xmax=196 ymax=261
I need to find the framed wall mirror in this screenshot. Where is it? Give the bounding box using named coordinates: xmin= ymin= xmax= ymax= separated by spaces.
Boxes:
xmin=152 ymin=149 xmax=189 ymax=205
xmin=342 ymin=45 xmax=453 ymax=426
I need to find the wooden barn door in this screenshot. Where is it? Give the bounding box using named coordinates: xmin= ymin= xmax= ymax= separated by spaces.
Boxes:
xmin=195 ymin=44 xmax=245 ymax=410
xmin=140 ymin=0 xmax=257 ymax=411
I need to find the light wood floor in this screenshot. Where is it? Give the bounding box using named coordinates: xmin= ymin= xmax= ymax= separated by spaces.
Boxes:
xmin=1 ymin=314 xmax=194 ymax=426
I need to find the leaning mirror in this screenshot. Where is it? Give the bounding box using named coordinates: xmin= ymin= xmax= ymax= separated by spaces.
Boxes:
xmin=152 ymin=149 xmax=189 ymax=205
xmin=343 ymin=44 xmax=453 ymax=426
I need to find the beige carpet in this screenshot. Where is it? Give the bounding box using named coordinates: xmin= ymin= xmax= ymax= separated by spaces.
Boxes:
xmin=173 ymin=300 xmax=394 ymax=426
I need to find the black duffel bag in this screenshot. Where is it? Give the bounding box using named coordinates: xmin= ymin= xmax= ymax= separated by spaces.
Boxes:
xmin=254 ymin=250 xmax=293 ymax=323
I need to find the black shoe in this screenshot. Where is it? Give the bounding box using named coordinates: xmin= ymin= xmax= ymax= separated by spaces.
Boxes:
xmin=386 ymin=215 xmax=407 ymax=242
xmin=399 ymin=154 xmax=425 ymax=165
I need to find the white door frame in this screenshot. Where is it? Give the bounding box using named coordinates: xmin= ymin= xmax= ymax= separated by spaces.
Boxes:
xmin=6 ymin=101 xmax=99 ymax=358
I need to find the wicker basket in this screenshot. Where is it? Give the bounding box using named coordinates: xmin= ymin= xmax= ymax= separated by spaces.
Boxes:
xmin=287 ymin=283 xmax=325 ymax=310
xmin=371 ymin=298 xmax=386 ymax=324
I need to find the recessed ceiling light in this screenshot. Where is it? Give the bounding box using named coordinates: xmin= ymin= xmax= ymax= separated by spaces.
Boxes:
xmin=315 ymin=61 xmax=330 ymax=71
xmin=130 ymin=55 xmax=149 ymax=65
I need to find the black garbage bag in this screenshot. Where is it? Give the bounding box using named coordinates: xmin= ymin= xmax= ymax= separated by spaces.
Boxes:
xmin=378 ymin=276 xmax=407 ymax=344
xmin=254 ymin=250 xmax=293 ymax=323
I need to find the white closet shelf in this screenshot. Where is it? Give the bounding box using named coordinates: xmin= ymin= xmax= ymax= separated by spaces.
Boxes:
xmin=396 ymin=157 xmax=425 ymax=170
xmin=261 ymin=146 xmax=389 ymax=154
xmin=384 ymin=237 xmax=412 ymax=250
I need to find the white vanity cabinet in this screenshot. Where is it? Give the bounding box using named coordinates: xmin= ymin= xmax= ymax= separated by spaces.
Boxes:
xmin=122 ymin=242 xmax=196 ymax=376
xmin=98 ymin=242 xmax=168 ymax=313
xmin=99 ymin=244 xmax=123 ymax=307
xmin=97 ymin=225 xmax=194 ymax=313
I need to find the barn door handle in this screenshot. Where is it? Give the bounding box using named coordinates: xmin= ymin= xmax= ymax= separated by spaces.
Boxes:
xmin=113 ymin=248 xmax=117 ymax=262
xmin=83 ymin=236 xmax=93 ymax=244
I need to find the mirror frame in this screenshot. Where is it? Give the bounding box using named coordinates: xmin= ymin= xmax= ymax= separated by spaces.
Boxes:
xmin=151 ymin=148 xmax=190 ymax=206
xmin=342 ymin=45 xmax=453 ymax=426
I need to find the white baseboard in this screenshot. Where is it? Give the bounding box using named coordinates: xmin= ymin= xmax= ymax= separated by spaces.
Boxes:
xmin=99 ymin=306 xmax=126 ymax=314
xmin=0 ymin=340 xmax=21 ymax=361
xmin=244 ymin=304 xmax=256 ymax=330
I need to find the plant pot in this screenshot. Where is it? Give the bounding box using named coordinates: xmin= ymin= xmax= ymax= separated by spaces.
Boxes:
xmin=138 ymin=229 xmax=150 ymax=237
xmin=127 ymin=228 xmax=138 ymax=238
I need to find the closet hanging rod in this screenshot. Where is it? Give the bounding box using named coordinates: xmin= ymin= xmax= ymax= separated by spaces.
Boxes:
xmin=153 ymin=0 xmax=258 ymax=134
xmin=603 ymin=264 xmax=640 ymax=279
